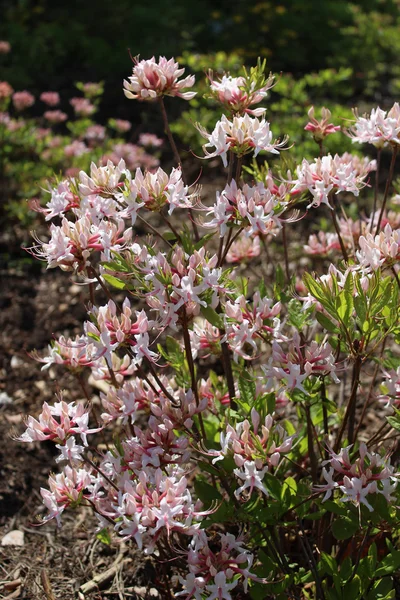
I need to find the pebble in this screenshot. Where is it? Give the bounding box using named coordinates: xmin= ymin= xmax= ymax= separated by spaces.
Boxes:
xmin=0 ymin=391 xmax=12 ymax=405
xmin=1 ymin=530 xmax=24 ymax=546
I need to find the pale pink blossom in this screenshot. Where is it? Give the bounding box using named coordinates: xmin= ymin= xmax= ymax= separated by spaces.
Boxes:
xmin=64 ymin=140 xmax=88 ymax=157
xmin=304 ymin=106 xmax=340 ymax=140
xmin=205 ymin=179 xmax=286 ymax=237
xmin=85 ymin=124 xmax=106 ymax=141
xmin=112 ymin=119 xmax=132 ymax=133
xmin=379 ymin=367 xmax=400 ymax=408
xmin=208 ymin=71 xmax=275 ymax=116
xmin=198 ymin=113 xmax=288 ymax=167
xmin=262 ymin=331 xmax=339 ymax=394
xmin=212 ymin=409 xmax=294 ymax=486
xmin=40 ymin=92 xmax=60 ymax=106
xmin=41 ymin=466 xmax=92 ymax=524
xmin=79 ymin=159 xmax=129 ymax=197
xmin=348 ymin=104 xmax=400 ymax=147
xmin=70 ymin=97 xmax=96 ymax=116
xmin=138 ymin=133 xmax=163 ymax=147
xmin=315 ymin=443 xmax=399 ymax=511
xmin=0 ymin=81 xmax=13 ymax=99
xmin=44 ymin=110 xmax=67 ymax=123
xmin=123 ymin=166 xmax=195 ymax=216
xmin=12 ymin=91 xmax=35 ymax=111
xmin=356 ymin=223 xmax=400 ymax=270
xmin=0 ymin=41 xmax=11 ymax=54
xmin=304 ymin=231 xmax=341 ymax=256
xmin=18 ymin=398 xmax=101 ymax=446
xmin=292 ymin=153 xmax=375 ymax=209
xmin=226 ymin=234 xmax=261 ymax=263
xmin=123 ymin=56 xmax=196 ymax=101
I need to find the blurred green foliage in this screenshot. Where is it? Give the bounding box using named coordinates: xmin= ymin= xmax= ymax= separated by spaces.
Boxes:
xmin=2 ymin=0 xmax=400 ymax=106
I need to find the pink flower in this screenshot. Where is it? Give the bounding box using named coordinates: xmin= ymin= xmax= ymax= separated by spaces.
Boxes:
xmin=112 ymin=119 xmax=132 ymax=133
xmin=226 ymin=234 xmax=261 ymax=263
xmin=208 ymin=71 xmax=275 ymax=116
xmin=44 ymin=110 xmax=67 ymax=123
xmin=80 ymin=82 xmax=103 ymax=97
xmin=356 ymin=223 xmax=400 ymax=270
xmin=123 ymin=56 xmax=196 ymax=101
xmin=0 ymin=81 xmax=13 ymax=100
xmin=41 ymin=466 xmax=92 ymax=525
xmin=198 ymin=113 xmax=288 ymax=167
xmin=85 ymin=124 xmax=106 ymax=141
xmin=0 ymin=41 xmax=11 ymax=54
xmin=292 ymin=153 xmax=375 ymax=209
xmin=315 ymin=443 xmax=399 ymax=511
xmin=17 ymin=398 xmax=101 ymax=445
xmin=348 ymin=104 xmax=400 ymax=147
xmin=70 ymin=97 xmax=96 ymax=116
xmin=40 ymin=91 xmax=60 ymax=106
xmin=122 ymin=166 xmax=195 ymax=216
xmin=12 ymin=91 xmax=35 ymax=111
xmin=138 ymin=133 xmax=163 ymax=147
xmin=64 ymin=140 xmax=88 ymax=157
xmin=304 ymin=106 xmax=340 ymax=141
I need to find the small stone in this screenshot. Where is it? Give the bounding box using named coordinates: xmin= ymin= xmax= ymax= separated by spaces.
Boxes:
xmin=0 ymin=391 xmax=12 ymax=405
xmin=10 ymin=355 xmax=24 ymax=369
xmin=2 ymin=530 xmax=24 ymax=546
xmin=34 ymin=380 xmax=46 ymax=392
xmin=69 ymin=284 xmax=81 ymax=296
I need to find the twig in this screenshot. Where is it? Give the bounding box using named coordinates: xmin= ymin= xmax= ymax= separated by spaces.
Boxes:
xmin=375 ymin=145 xmax=398 ymax=235
xmin=41 ymin=569 xmax=56 ymax=600
xmin=158 ymin=96 xmax=199 ymax=241
xmin=80 ymin=552 xmax=130 ymax=595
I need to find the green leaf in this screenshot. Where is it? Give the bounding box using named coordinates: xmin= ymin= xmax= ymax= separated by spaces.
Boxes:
xmin=331 ymin=516 xmax=359 ymax=540
xmin=96 ymin=528 xmax=112 ymax=545
xmin=194 ymin=478 xmax=222 ymax=503
xmin=366 ymin=577 xmax=394 ymax=600
xmin=200 ymin=305 xmax=224 ymax=328
xmin=102 ymin=274 xmax=126 ymax=289
xmin=238 ymin=372 xmax=256 ymax=407
xmin=319 ymin=552 xmax=337 ymax=576
xmin=386 ymin=415 xmax=400 ymax=432
xmin=343 ymin=574 xmax=361 ymax=599
xmin=316 ymin=312 xmax=338 ymax=333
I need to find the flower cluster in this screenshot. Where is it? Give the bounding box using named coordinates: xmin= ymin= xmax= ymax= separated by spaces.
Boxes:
xmin=262 ymin=331 xmax=339 ymax=394
xmin=356 ymin=223 xmax=400 ymax=271
xmin=292 ymin=153 xmax=375 ymax=208
xmin=123 ymin=56 xmax=196 ymax=101
xmin=304 ymin=106 xmax=341 ymax=141
xmin=213 ymin=408 xmax=294 ymax=498
xmin=204 ymin=179 xmax=287 ymax=238
xmin=198 ymin=113 xmax=288 ymax=167
xmin=177 ymin=531 xmax=259 ymax=599
xmin=348 ymin=104 xmax=400 ymax=147
xmin=208 ymin=71 xmax=275 ymax=116
xmin=223 ymin=291 xmax=282 ymax=360
xmin=316 ymin=444 xmax=399 ymax=511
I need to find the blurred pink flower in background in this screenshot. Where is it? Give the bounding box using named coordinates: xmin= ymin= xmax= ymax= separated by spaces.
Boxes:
xmin=44 ymin=110 xmax=67 ymax=123
xmin=0 ymin=81 xmax=14 ymax=99
xmin=70 ymin=97 xmax=96 ymax=116
xmin=112 ymin=119 xmax=131 ymax=133
xmin=0 ymin=41 xmax=11 ymax=54
xmin=13 ymin=91 xmax=35 ymax=111
xmin=40 ymin=91 xmax=60 ymax=106
xmin=139 ymin=133 xmax=163 ymax=147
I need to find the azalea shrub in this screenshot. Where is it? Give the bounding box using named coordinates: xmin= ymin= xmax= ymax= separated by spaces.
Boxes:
xmin=17 ymin=54 xmax=400 ymax=599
